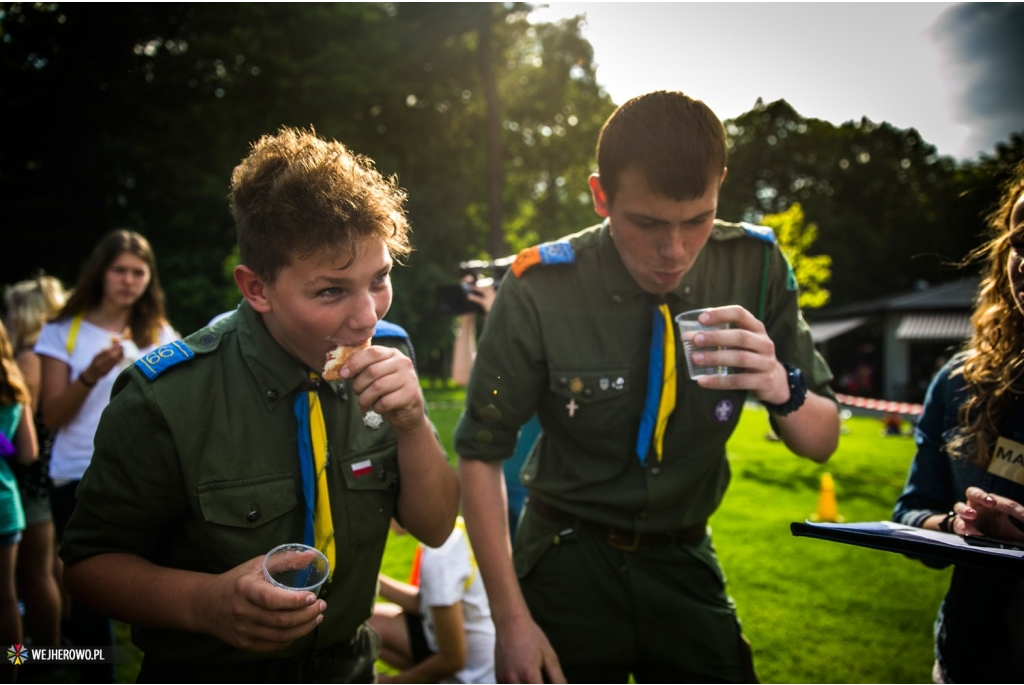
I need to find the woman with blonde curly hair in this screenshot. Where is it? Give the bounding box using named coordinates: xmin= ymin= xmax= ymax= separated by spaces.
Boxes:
xmin=894 ymin=162 xmax=1024 ymax=683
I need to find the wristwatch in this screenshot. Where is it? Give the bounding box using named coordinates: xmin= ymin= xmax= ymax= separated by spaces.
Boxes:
xmin=762 ymin=362 xmax=808 ymax=417
xmin=938 ymin=511 xmax=957 ymax=534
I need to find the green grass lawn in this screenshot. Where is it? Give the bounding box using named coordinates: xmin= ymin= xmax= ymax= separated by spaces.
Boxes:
xmin=378 ymin=389 xmax=950 ymax=684
xmin=106 ymin=387 xmax=947 ymax=683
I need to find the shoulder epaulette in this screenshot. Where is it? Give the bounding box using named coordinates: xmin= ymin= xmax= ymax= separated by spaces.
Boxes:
xmin=134 ymin=340 xmax=195 ymax=381
xmin=740 ymin=222 xmax=776 ymax=245
xmin=373 ymin=319 xmax=415 ymax=368
xmin=373 ymin=320 xmax=409 ymax=341
xmin=511 ymin=240 xmax=575 ymax=278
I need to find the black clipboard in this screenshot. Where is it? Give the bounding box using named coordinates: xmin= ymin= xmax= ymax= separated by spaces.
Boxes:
xmin=791 ymin=521 xmax=1024 ymax=575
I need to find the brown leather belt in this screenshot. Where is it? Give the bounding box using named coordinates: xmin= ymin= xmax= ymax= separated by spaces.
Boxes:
xmin=527 ymin=497 xmax=706 ymax=552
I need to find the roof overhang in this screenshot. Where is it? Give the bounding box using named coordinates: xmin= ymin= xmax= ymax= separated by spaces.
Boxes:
xmin=895 ymin=313 xmax=972 ymax=340
xmin=808 ymin=317 xmax=868 ymax=343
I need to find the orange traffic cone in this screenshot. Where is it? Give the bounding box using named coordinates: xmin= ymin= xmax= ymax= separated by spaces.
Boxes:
xmin=810 ymin=473 xmax=843 ymax=522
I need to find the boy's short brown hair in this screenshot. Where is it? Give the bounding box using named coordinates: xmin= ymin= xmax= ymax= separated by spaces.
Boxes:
xmin=231 ymin=127 xmax=411 ymax=283
xmin=596 ymin=91 xmax=727 ymax=206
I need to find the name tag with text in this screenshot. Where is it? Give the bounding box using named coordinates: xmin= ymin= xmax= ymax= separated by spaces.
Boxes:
xmin=989 ymin=436 xmax=1024 ymax=486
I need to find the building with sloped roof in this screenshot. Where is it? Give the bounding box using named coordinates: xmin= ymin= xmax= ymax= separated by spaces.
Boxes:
xmin=805 ymin=277 xmax=978 ymax=402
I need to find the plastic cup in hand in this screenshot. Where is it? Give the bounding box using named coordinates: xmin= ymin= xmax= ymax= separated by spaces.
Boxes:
xmin=675 ymin=308 xmax=732 ymax=379
xmin=263 ymin=543 xmax=330 ymax=596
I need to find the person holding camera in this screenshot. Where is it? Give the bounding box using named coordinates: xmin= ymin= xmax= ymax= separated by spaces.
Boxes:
xmin=455 ymin=91 xmax=839 ymax=683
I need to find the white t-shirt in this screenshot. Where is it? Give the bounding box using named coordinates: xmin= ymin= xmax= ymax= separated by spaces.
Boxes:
xmin=35 ymin=317 xmax=178 ymax=482
xmin=418 ymin=522 xmax=496 ymax=684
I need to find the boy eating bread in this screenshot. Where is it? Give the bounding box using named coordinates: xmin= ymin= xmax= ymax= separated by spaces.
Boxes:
xmin=60 ymin=128 xmax=459 ymax=682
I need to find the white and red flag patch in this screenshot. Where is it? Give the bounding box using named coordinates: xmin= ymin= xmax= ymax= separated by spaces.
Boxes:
xmin=351 ymin=459 xmax=373 ymax=478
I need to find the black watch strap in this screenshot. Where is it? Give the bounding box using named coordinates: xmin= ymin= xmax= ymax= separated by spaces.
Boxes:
xmin=938 ymin=511 xmax=957 ymax=534
xmin=763 ymin=362 xmax=807 ymax=417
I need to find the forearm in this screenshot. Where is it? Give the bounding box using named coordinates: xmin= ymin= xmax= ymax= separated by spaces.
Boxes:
xmin=40 ymin=357 xmax=92 ymax=432
xmin=451 ymin=315 xmax=477 ymax=386
xmin=15 ymin=351 xmax=41 ymax=415
xmin=457 ymin=457 xmax=527 ymax=624
xmin=394 ymin=420 xmax=459 ymax=548
xmin=15 ymin=407 xmax=38 ymax=463
xmin=377 ymin=574 xmax=420 ymax=613
xmin=63 ymin=553 xmax=207 ymax=633
xmin=390 ymin=604 xmax=466 ymax=683
xmin=775 ymin=391 xmax=840 ymax=462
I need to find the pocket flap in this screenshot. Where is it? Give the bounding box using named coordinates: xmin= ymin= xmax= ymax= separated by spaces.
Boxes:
xmin=341 ymin=446 xmax=398 ymax=491
xmin=547 ymin=367 xmax=631 ymax=404
xmin=198 ymin=472 xmax=297 ymax=529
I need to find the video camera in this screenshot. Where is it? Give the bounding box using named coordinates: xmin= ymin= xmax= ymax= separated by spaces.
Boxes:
xmin=435 ymin=255 xmax=516 ymax=316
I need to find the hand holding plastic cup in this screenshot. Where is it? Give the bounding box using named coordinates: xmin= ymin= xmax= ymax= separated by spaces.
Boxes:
xmin=675 ymin=308 xmax=732 ymax=379
xmin=263 ymin=543 xmax=330 ymax=596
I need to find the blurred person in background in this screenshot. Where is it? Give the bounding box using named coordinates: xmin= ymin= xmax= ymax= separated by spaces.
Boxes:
xmin=0 ymin=318 xmax=38 ymax=681
xmin=35 ymin=230 xmax=177 ymax=681
xmin=3 ymin=274 xmax=67 ymax=651
xmin=371 ymin=518 xmax=495 ymax=684
xmin=894 ymin=161 xmax=1024 ymax=683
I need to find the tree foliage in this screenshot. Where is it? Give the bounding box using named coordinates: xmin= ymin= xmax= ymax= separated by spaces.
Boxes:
xmin=719 ymin=99 xmax=1022 ymax=307
xmin=760 ymin=203 xmax=831 ymax=310
xmin=2 ymin=4 xmax=1022 ymax=377
xmin=0 ymin=2 xmax=613 ymax=375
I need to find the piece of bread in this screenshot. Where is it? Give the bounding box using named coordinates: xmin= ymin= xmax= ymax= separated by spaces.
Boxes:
xmin=322 ymin=339 xmax=371 ymax=381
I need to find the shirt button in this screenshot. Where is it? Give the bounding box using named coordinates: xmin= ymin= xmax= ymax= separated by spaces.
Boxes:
xmin=558 ymin=377 xmax=568 ymax=387
xmin=247 ymin=506 xmax=259 ymax=522
xmin=650 ymin=467 xmax=661 ymax=476
xmin=266 ymin=390 xmax=278 ymax=402
xmin=200 ymin=333 xmax=216 ymax=346
xmin=583 ymin=388 xmax=593 ymax=398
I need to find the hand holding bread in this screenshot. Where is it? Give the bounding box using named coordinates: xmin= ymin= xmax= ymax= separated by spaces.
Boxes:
xmin=324 ymin=342 xmax=426 ymax=435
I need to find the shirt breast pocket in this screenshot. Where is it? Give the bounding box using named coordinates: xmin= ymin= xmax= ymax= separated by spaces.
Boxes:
xmin=338 ymin=445 xmax=399 ymax=548
xmin=547 ymin=367 xmax=635 ymax=452
xmin=196 ymin=472 xmax=299 ymax=571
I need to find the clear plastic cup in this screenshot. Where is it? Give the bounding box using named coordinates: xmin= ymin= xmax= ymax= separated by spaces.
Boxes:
xmin=263 ymin=543 xmax=330 ymax=596
xmin=675 ymin=308 xmax=732 ymax=379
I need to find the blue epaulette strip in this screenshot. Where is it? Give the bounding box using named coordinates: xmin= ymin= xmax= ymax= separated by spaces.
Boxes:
xmin=373 ymin=320 xmax=409 ymax=341
xmin=135 ymin=340 xmax=195 ymax=381
xmin=538 ymin=241 xmax=575 ymax=265
xmin=740 ymin=222 xmax=776 ymax=245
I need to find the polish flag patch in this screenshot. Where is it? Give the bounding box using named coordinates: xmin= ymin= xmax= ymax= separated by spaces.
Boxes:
xmin=351 ymin=459 xmax=373 ymax=478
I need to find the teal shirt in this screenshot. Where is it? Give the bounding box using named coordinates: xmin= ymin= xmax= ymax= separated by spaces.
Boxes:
xmin=0 ymin=403 xmax=25 ymax=536
xmin=61 ymin=301 xmax=406 ymax=664
xmin=455 ymin=220 xmax=835 ymax=534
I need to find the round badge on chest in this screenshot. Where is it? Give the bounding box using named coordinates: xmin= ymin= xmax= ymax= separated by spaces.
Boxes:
xmin=713 ymin=398 xmax=735 ymax=423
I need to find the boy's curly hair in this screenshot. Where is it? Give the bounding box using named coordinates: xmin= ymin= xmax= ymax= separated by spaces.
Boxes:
xmin=230 ymin=127 xmax=411 ymax=284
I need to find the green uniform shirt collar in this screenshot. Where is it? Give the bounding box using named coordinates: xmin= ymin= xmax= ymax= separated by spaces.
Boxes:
xmin=598 ymin=219 xmax=691 ymax=305
xmin=235 ymin=301 xmax=346 ymax=412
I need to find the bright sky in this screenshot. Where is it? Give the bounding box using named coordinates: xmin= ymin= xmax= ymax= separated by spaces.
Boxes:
xmin=530 ymin=2 xmax=994 ymax=160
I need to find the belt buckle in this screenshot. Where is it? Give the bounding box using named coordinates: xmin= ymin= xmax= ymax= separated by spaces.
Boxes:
xmin=607 ymin=528 xmax=640 ymax=552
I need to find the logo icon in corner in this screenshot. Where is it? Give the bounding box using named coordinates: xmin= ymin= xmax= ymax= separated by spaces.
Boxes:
xmin=7 ymin=644 xmax=28 ymax=665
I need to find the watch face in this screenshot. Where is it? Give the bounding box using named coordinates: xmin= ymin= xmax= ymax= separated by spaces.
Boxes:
xmin=767 ymin=363 xmax=807 ymax=416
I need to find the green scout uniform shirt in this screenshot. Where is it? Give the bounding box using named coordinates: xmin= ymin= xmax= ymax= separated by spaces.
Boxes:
xmin=61 ymin=301 xmax=402 ymax=665
xmin=455 ymin=220 xmax=834 ymax=534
